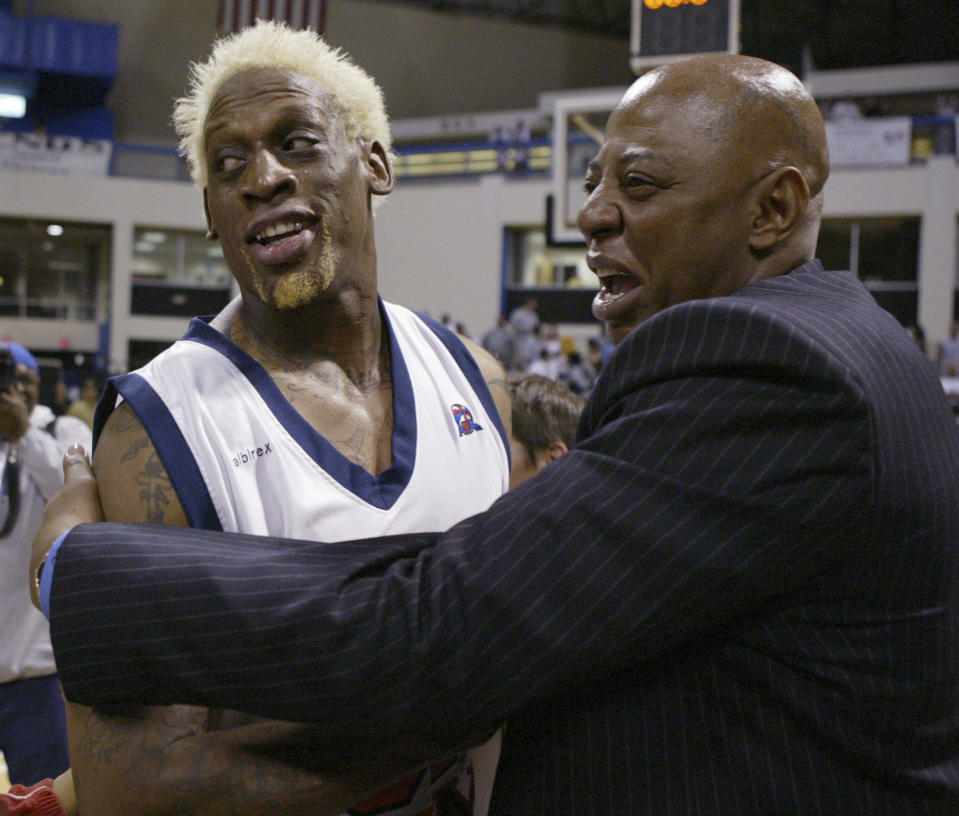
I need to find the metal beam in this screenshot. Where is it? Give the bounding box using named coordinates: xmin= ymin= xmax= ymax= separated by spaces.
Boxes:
xmin=804 ymin=61 xmax=959 ymax=98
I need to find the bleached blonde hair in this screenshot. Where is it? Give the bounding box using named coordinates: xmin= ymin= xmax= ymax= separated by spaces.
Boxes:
xmin=173 ymin=20 xmax=392 ymax=188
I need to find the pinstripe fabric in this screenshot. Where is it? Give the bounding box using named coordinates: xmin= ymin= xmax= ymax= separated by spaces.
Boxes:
xmin=49 ymin=262 xmax=959 ymax=814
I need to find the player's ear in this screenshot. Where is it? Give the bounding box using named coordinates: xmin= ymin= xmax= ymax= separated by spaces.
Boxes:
xmin=203 ymin=188 xmax=218 ymax=241
xmin=749 ymin=166 xmax=809 ymax=253
xmin=365 ymin=139 xmax=394 ymax=197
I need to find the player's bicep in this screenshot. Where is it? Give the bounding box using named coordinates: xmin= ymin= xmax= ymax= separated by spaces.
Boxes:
xmin=92 ymin=400 xmax=189 ymax=527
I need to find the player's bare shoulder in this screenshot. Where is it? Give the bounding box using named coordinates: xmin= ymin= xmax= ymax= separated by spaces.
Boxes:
xmin=92 ymin=400 xmax=189 ymax=526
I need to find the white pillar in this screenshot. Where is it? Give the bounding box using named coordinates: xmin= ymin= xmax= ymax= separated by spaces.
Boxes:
xmin=917 ymin=156 xmax=959 ymax=351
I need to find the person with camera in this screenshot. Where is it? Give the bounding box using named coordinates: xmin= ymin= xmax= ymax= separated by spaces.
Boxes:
xmin=0 ymin=343 xmax=89 ymax=789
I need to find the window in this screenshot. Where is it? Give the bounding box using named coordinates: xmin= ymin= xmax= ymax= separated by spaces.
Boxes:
xmin=502 ymin=226 xmax=598 ymax=324
xmin=0 ymin=218 xmax=108 ymax=320
xmin=131 ymin=227 xmax=232 ymax=316
xmin=817 ymin=216 xmax=920 ymax=325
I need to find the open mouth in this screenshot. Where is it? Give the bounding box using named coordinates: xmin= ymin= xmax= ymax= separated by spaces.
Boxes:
xmin=595 ymin=269 xmax=636 ymax=300
xmin=591 ymin=267 xmax=644 ymax=331
xmin=244 ymin=217 xmax=318 ymax=267
xmin=251 ymin=220 xmax=308 ymax=245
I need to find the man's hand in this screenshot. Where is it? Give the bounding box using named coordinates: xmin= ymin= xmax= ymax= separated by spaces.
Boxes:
xmin=30 ymin=444 xmax=104 ymax=609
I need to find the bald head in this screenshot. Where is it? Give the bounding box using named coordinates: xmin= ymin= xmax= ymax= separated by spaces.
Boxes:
xmin=578 ymin=55 xmax=831 ymax=342
xmin=622 ymin=54 xmax=829 ymax=199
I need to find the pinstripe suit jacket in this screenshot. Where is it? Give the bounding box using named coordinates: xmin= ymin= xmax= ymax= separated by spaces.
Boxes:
xmin=49 ymin=261 xmax=959 ymax=814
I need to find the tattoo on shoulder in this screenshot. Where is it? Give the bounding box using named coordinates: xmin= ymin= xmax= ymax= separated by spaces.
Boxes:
xmin=120 ymin=436 xmax=173 ymax=523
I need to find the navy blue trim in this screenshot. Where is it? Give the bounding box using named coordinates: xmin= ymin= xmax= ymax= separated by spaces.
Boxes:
xmin=102 ymin=371 xmax=222 ymax=532
xmin=181 ymin=309 xmax=416 ymax=511
xmin=92 ymin=379 xmax=119 ymax=451
xmin=417 ymin=313 xmax=511 ymax=466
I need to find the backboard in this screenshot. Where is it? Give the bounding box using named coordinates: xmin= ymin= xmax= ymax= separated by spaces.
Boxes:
xmin=548 ymin=90 xmax=625 ymax=244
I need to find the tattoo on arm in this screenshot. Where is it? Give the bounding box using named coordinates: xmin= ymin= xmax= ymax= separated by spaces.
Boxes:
xmin=70 ymin=703 xmax=412 ymax=816
xmin=120 ymin=436 xmax=173 ymax=523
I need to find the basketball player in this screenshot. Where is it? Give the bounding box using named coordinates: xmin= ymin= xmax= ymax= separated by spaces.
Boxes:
xmin=37 ymin=21 xmax=510 ymax=816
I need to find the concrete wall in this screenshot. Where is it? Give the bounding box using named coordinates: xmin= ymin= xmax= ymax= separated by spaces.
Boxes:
xmin=375 ymin=173 xmax=550 ymax=334
xmin=17 ymin=0 xmax=630 ymax=146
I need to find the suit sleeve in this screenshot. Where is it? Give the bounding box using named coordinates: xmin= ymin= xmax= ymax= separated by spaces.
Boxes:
xmin=48 ymin=302 xmax=876 ymax=745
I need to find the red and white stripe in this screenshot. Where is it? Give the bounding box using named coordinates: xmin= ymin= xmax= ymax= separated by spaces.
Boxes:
xmin=216 ymin=0 xmax=325 ymax=33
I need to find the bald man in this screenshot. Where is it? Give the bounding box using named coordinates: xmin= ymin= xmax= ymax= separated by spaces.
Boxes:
xmin=33 ymin=55 xmax=959 ymax=813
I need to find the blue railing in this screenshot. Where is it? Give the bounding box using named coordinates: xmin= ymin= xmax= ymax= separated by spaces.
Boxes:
xmin=108 ymin=135 xmax=554 ymax=183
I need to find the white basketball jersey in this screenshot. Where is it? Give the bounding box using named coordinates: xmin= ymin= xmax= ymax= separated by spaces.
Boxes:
xmin=95 ymin=301 xmax=510 ymax=816
xmin=98 ymin=301 xmax=510 ymax=540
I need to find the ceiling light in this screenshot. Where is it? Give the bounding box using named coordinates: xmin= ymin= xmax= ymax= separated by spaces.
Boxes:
xmin=0 ymin=92 xmax=27 ymax=118
xmin=0 ymin=71 xmax=35 ymax=120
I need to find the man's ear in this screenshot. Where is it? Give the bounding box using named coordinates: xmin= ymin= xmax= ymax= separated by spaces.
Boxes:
xmin=365 ymin=139 xmax=395 ymax=197
xmin=749 ymin=166 xmax=809 ymax=253
xmin=202 ymin=188 xmax=218 ymax=241
xmin=545 ymin=441 xmax=569 ymax=463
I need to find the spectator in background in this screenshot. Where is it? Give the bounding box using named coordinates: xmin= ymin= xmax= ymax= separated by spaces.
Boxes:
xmin=587 ymin=334 xmax=614 ymax=374
xmin=938 ymin=321 xmax=959 ymax=376
xmin=905 ymin=323 xmax=926 ymax=357
xmin=65 ymin=377 xmax=98 ymax=430
xmin=509 ymin=296 xmax=540 ymax=369
xmin=481 ymin=316 xmax=516 ymax=371
xmin=541 ymin=323 xmax=562 ymax=359
xmin=49 ymin=378 xmax=70 ymax=419
xmin=829 ymin=98 xmax=862 ymax=121
xmin=508 ymin=296 xmax=539 ymax=335
xmin=505 ymin=372 xmax=583 ymax=489
xmin=526 ymin=343 xmax=565 ymax=381
xmin=0 ymin=342 xmax=89 ymax=787
xmin=514 ymin=331 xmax=542 ymax=371
xmin=563 ymin=350 xmax=596 ymax=395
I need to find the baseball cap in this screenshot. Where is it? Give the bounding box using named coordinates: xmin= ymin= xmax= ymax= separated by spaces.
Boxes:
xmin=1 ymin=342 xmax=39 ymax=373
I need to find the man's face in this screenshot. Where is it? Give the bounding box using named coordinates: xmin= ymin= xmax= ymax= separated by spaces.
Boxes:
xmin=80 ymin=378 xmax=98 ymax=403
xmin=577 ymin=87 xmax=758 ymax=344
xmin=202 ymin=68 xmax=387 ymax=311
xmin=14 ymin=364 xmax=39 ymax=413
xmin=508 ymin=433 xmax=542 ymax=490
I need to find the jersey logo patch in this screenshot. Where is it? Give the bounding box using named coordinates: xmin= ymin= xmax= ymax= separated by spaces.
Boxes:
xmin=450 ymin=403 xmax=484 ymax=437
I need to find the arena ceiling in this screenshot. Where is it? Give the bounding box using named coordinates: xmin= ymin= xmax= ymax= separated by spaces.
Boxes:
xmin=396 ymin=0 xmax=959 ymax=76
